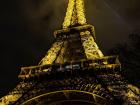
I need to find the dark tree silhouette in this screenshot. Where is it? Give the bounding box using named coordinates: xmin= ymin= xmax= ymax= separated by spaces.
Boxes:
xmin=108 ymin=33 xmax=140 ymax=87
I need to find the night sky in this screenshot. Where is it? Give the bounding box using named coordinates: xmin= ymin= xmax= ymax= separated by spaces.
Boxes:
xmin=0 ymin=0 xmax=140 ymax=97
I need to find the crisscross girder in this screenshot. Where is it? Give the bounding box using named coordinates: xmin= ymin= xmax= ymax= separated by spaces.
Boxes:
xmin=63 ymin=0 xmax=87 ymax=28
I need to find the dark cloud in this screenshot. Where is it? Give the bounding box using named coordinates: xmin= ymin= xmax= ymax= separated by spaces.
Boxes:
xmin=0 ymin=0 xmax=140 ymax=97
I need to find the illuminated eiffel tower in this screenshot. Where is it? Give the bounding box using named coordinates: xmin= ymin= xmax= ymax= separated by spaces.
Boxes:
xmin=0 ymin=0 xmax=140 ymax=105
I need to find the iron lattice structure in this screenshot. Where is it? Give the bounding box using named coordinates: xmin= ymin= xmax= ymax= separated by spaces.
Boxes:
xmin=0 ymin=0 xmax=140 ymax=105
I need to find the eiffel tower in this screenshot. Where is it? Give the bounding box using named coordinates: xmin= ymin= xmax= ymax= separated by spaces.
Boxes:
xmin=0 ymin=0 xmax=140 ymax=105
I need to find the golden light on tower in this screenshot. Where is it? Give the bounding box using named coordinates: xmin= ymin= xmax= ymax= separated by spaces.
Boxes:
xmin=0 ymin=0 xmax=140 ymax=105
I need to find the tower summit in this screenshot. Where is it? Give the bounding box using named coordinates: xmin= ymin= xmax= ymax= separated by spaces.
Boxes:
xmin=63 ymin=0 xmax=87 ymax=28
xmin=0 ymin=0 xmax=140 ymax=105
